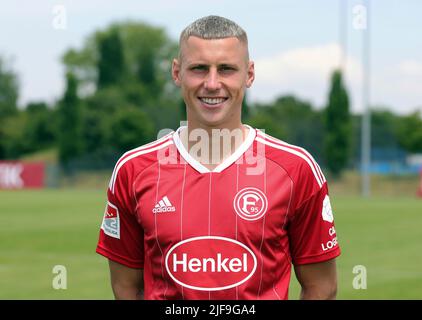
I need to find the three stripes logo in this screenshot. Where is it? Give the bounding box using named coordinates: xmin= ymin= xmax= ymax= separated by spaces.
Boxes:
xmin=152 ymin=196 xmax=176 ymax=213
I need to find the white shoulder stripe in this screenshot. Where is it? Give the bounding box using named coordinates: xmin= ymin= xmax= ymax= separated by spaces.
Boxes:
xmin=108 ymin=133 xmax=173 ymax=191
xmin=256 ymin=137 xmax=323 ymax=188
xmin=257 ymin=131 xmax=326 ymax=184
xmin=110 ymin=140 xmax=173 ymax=194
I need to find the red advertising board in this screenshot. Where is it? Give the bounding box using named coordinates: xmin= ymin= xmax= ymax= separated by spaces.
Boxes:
xmin=418 ymin=168 xmax=422 ymax=198
xmin=0 ymin=161 xmax=45 ymax=189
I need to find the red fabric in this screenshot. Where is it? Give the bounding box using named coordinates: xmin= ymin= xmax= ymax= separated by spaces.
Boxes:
xmin=96 ymin=128 xmax=341 ymax=300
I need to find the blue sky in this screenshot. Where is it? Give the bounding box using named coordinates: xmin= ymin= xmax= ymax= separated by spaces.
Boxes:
xmin=0 ymin=0 xmax=421 ymax=114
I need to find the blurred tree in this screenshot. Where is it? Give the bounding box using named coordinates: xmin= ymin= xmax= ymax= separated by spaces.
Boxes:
xmin=118 ymin=22 xmax=178 ymax=100
xmin=248 ymin=96 xmax=324 ymax=161
xmin=349 ymin=110 xmax=405 ymax=168
xmin=273 ymin=96 xmax=323 ymax=153
xmin=179 ymin=98 xmax=187 ymax=123
xmin=396 ymin=111 xmax=422 ymax=153
xmin=24 ymin=102 xmax=57 ymax=152
xmin=1 ymin=112 xmax=29 ymax=158
xmin=0 ymin=57 xmax=18 ymax=118
xmin=85 ymin=86 xmax=128 ymax=114
xmin=62 ymin=46 xmax=97 ymax=97
xmin=62 ymin=20 xmax=181 ymax=147
xmin=80 ymin=107 xmax=109 ymax=154
xmin=110 ymin=107 xmax=154 ymax=152
xmin=323 ymin=70 xmax=351 ymax=177
xmin=58 ymin=72 xmax=83 ymax=168
xmin=241 ymin=92 xmax=250 ymax=122
xmin=349 ymin=114 xmax=363 ymax=166
xmin=97 ymin=28 xmax=126 ymax=89
xmin=137 ymin=48 xmax=155 ymax=86
xmin=0 ymin=57 xmax=19 ymax=159
xmin=62 ymin=21 xmax=178 ymax=102
xmin=248 ymin=110 xmax=285 ymax=139
xmin=371 ymin=109 xmax=401 ymax=148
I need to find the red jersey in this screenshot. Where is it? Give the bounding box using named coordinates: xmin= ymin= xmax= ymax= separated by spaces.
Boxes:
xmin=96 ymin=126 xmax=341 ymax=300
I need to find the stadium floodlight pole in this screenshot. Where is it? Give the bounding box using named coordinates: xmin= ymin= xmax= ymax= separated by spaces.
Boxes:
xmin=340 ymin=0 xmax=348 ymax=73
xmin=361 ymin=0 xmax=371 ymax=197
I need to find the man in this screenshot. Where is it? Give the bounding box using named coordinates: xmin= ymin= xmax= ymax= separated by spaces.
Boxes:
xmin=96 ymin=15 xmax=340 ymax=300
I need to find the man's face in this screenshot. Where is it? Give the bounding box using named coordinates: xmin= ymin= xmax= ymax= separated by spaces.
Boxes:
xmin=172 ymin=36 xmax=255 ymax=129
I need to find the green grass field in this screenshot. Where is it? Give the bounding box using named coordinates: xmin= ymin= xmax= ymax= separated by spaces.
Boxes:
xmin=0 ymin=189 xmax=421 ymax=299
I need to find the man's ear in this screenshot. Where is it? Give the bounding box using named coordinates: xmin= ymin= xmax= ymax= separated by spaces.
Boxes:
xmin=246 ymin=61 xmax=255 ymax=88
xmin=172 ymin=58 xmax=182 ymax=87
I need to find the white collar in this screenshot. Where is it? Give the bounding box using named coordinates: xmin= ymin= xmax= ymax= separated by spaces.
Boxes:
xmin=172 ymin=125 xmax=256 ymax=173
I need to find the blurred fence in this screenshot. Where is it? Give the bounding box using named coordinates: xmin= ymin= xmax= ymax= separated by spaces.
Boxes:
xmin=352 ymin=147 xmax=421 ymax=175
xmin=2 ymin=146 xmax=421 ymax=194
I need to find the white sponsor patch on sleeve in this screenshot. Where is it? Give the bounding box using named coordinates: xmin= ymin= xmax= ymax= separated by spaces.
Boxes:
xmin=322 ymin=195 xmax=334 ymax=223
xmin=101 ymin=201 xmax=120 ymax=239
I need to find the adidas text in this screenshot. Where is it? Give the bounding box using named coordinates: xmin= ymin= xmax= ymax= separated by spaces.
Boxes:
xmin=153 ymin=206 xmax=176 ymax=213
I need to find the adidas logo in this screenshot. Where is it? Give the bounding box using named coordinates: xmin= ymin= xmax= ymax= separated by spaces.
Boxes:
xmin=152 ymin=196 xmax=176 ymax=213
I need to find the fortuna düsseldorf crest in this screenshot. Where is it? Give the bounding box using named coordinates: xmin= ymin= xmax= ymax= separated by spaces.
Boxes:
xmin=233 ymin=187 xmax=268 ymax=221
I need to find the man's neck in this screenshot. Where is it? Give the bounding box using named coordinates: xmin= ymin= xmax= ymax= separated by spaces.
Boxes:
xmin=179 ymin=123 xmax=249 ymax=170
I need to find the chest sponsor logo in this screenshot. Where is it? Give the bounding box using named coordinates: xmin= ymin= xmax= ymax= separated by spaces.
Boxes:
xmin=233 ymin=187 xmax=268 ymax=221
xmin=101 ymin=201 xmax=120 ymax=239
xmin=165 ymin=236 xmax=257 ymax=291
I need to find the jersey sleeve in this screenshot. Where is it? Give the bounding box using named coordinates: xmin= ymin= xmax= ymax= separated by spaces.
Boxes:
xmin=288 ymin=170 xmax=341 ymax=265
xmin=96 ymin=162 xmax=144 ymax=269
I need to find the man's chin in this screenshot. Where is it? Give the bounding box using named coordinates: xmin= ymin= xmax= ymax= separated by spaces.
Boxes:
xmin=186 ymin=104 xmax=237 ymax=128
xmin=193 ymin=114 xmax=228 ymax=128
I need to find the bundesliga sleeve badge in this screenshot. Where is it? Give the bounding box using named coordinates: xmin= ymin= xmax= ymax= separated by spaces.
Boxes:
xmin=322 ymin=195 xmax=334 ymax=223
xmin=101 ymin=201 xmax=120 ymax=239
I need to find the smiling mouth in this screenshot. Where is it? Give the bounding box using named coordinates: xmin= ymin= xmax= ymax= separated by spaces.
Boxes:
xmin=198 ymin=97 xmax=228 ymax=106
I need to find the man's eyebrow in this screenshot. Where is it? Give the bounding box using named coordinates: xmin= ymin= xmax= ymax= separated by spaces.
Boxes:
xmin=218 ymin=63 xmax=238 ymax=68
xmin=185 ymin=62 xmax=240 ymax=70
xmin=187 ymin=63 xmax=209 ymax=68
xmin=186 ymin=62 xmax=238 ymax=66
xmin=186 ymin=61 xmax=208 ymax=66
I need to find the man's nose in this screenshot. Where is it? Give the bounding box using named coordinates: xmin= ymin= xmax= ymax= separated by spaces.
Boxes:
xmin=204 ymin=68 xmax=221 ymax=91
